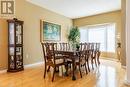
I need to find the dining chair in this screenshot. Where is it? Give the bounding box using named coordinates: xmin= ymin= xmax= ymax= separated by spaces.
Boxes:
xmin=41 ymin=43 xmax=66 ymax=82
xmin=59 ymin=42 xmax=72 ymax=64
xmin=75 ymin=43 xmax=88 ymax=77
xmin=84 ymin=43 xmax=91 ymax=72
xmin=89 ymin=43 xmax=95 ymax=69
xmin=90 ymin=43 xmax=101 ymax=69
xmin=96 ymin=43 xmax=101 ymax=65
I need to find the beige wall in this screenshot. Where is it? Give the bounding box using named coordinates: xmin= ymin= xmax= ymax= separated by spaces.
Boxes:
xmin=0 ymin=19 xmax=8 ymax=70
xmin=16 ymin=0 xmax=72 ymax=65
xmin=121 ymin=0 xmax=126 ymax=66
xmin=0 ymin=0 xmax=72 ymax=70
xmin=73 ymin=11 xmax=122 ymax=59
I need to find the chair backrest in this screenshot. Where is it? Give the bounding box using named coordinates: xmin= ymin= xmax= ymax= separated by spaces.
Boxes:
xmin=78 ymin=43 xmax=86 ymax=59
xmin=96 ymin=43 xmax=100 ymax=52
xmin=89 ymin=43 xmax=95 ymax=57
xmin=59 ymin=43 xmax=65 ymax=51
xmin=63 ymin=43 xmax=67 ymax=51
xmin=84 ymin=43 xmax=90 ymax=55
xmin=94 ymin=43 xmax=97 ymax=51
xmin=89 ymin=43 xmax=94 ymax=53
xmin=67 ymin=43 xmax=71 ymax=51
xmin=85 ymin=43 xmax=91 ymax=50
xmin=54 ymin=43 xmax=58 ymax=50
xmin=41 ymin=43 xmax=56 ymax=64
xmin=79 ymin=43 xmax=86 ymax=51
xmin=59 ymin=42 xmax=70 ymax=51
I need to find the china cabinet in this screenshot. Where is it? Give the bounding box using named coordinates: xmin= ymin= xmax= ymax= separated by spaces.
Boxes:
xmin=7 ymin=18 xmax=24 ymax=72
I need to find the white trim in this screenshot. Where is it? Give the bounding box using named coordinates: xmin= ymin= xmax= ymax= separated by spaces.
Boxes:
xmin=0 ymin=62 xmax=44 ymax=74
xmin=124 ymin=80 xmax=130 ymax=86
xmin=0 ymin=69 xmax=7 ymax=74
xmin=24 ymin=62 xmax=44 ymax=68
xmin=122 ymin=65 xmax=126 ymax=69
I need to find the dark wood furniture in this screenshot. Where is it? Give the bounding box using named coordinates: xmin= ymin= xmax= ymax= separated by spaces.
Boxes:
xmin=41 ymin=43 xmax=66 ymax=82
xmin=59 ymin=43 xmax=71 ymax=51
xmin=90 ymin=43 xmax=97 ymax=69
xmin=41 ymin=42 xmax=101 ymax=81
xmin=74 ymin=43 xmax=88 ymax=78
xmin=89 ymin=43 xmax=101 ymax=69
xmin=96 ymin=43 xmax=101 ymax=65
xmin=84 ymin=43 xmax=91 ymax=72
xmin=54 ymin=50 xmax=83 ymax=80
xmin=7 ymin=19 xmax=24 ymax=72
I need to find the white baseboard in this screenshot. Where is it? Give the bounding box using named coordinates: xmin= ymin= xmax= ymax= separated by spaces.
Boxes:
xmin=0 ymin=62 xmax=44 ymax=74
xmin=124 ymin=80 xmax=130 ymax=86
xmin=24 ymin=62 xmax=44 ymax=68
xmin=122 ymin=65 xmax=126 ymax=69
xmin=0 ymin=69 xmax=7 ymax=74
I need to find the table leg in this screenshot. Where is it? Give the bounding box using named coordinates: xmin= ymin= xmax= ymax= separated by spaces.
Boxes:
xmin=72 ymin=59 xmax=76 ymax=80
xmin=55 ymin=67 xmax=59 ymax=72
xmin=65 ymin=62 xmax=69 ymax=76
xmin=97 ymin=52 xmax=100 ymax=65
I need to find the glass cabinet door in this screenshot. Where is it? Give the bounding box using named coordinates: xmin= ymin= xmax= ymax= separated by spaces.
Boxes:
xmin=16 ymin=23 xmax=22 ymax=44
xmin=9 ymin=47 xmax=15 ymax=69
xmin=16 ymin=47 xmax=22 ymax=69
xmin=9 ymin=23 xmax=15 ymax=44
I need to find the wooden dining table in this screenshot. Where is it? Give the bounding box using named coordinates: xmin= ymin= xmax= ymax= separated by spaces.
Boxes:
xmin=54 ymin=50 xmax=81 ymax=80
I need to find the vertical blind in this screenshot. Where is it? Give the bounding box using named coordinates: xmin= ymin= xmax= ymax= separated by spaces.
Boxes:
xmin=80 ymin=23 xmax=116 ymax=53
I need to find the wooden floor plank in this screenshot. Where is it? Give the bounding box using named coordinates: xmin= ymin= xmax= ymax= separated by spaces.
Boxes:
xmin=0 ymin=59 xmax=128 ymax=87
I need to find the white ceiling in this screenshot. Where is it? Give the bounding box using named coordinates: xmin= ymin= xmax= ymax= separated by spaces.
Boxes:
xmin=26 ymin=0 xmax=121 ymax=19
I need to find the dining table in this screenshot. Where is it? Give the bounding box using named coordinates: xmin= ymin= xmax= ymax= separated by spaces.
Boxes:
xmin=54 ymin=50 xmax=81 ymax=80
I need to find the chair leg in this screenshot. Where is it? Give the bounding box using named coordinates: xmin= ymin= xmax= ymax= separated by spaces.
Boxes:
xmin=52 ymin=67 xmax=56 ymax=82
xmin=84 ymin=63 xmax=88 ymax=74
xmin=94 ymin=58 xmax=97 ymax=67
xmin=65 ymin=63 xmax=69 ymax=76
xmin=62 ymin=66 xmax=64 ymax=76
xmin=87 ymin=60 xmax=90 ymax=72
xmin=47 ymin=66 xmax=50 ymax=72
xmin=44 ymin=65 xmax=47 ymax=78
xmin=55 ymin=67 xmax=59 ymax=72
xmin=69 ymin=64 xmax=71 ymax=69
xmin=91 ymin=59 xmax=94 ymax=70
xmin=97 ymin=52 xmax=100 ymax=65
xmin=79 ymin=65 xmax=82 ymax=78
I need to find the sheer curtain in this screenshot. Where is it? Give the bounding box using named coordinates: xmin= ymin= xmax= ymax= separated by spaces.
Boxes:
xmin=80 ymin=23 xmax=116 ymax=53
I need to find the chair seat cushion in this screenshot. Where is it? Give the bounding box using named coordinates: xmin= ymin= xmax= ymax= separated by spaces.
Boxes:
xmin=55 ymin=59 xmax=64 ymax=64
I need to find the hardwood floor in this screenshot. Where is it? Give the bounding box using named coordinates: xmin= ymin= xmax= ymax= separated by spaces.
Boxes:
xmin=0 ymin=59 xmax=128 ymax=87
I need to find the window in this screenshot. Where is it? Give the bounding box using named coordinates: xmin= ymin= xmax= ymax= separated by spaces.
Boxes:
xmin=80 ymin=23 xmax=116 ymax=53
